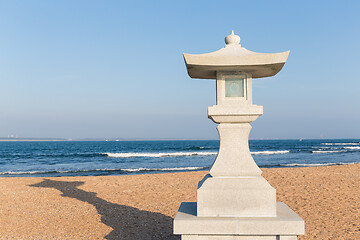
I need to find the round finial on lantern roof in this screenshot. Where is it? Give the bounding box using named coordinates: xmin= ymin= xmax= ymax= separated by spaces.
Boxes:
xmin=225 ymin=30 xmax=241 ymax=46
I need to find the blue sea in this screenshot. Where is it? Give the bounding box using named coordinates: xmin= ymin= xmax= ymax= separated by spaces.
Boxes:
xmin=0 ymin=139 xmax=359 ymax=177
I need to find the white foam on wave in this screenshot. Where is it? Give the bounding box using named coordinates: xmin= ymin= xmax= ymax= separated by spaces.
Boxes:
xmin=312 ymin=146 xmax=331 ymax=149
xmin=0 ymin=171 xmax=42 ymax=175
xmin=343 ymin=146 xmax=360 ymax=150
xmin=0 ymin=169 xmax=103 ymax=175
xmin=321 ymin=142 xmax=360 ymax=146
xmin=105 ymin=150 xmax=291 ymax=158
xmin=281 ymin=162 xmax=357 ymax=167
xmin=121 ymin=166 xmax=206 ymax=172
xmin=104 ymin=152 xmax=218 ymax=158
xmin=0 ymin=166 xmax=207 ymax=175
xmin=312 ymin=150 xmax=347 ymax=153
xmin=250 ymin=150 xmax=290 ymax=155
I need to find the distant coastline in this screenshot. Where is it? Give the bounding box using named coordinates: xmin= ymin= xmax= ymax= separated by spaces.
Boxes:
xmin=0 ymin=138 xmax=219 ymax=142
xmin=0 ymin=138 xmax=69 ymax=142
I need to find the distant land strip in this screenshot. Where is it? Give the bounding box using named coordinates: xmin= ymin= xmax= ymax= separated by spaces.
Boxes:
xmin=0 ymin=138 xmax=69 ymax=142
xmin=0 ymin=138 xmax=216 ymax=142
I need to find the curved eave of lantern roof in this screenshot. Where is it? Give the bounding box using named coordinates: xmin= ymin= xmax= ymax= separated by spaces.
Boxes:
xmin=183 ymin=31 xmax=290 ymax=79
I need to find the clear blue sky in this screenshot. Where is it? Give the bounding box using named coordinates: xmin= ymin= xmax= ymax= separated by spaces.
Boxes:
xmin=1 ymin=1 xmax=359 ymax=139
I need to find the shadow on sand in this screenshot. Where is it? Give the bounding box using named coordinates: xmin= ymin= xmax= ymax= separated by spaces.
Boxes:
xmin=30 ymin=179 xmax=180 ymax=240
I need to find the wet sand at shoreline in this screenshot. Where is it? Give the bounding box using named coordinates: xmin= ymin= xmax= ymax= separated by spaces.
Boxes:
xmin=0 ymin=163 xmax=359 ymax=239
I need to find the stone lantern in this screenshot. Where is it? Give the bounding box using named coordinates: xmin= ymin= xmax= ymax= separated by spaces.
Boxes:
xmin=174 ymin=31 xmax=304 ymax=240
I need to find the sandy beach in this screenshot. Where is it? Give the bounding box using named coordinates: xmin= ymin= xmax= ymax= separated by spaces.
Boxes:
xmin=0 ymin=164 xmax=359 ymax=240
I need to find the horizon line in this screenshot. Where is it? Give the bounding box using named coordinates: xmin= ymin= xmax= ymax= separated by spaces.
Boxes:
xmin=1 ymin=137 xmax=360 ymax=142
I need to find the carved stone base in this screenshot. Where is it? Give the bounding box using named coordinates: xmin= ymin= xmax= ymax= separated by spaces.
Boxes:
xmin=197 ymin=174 xmax=276 ymax=217
xmin=181 ymin=235 xmax=297 ymax=240
xmin=174 ymin=202 xmax=304 ymax=240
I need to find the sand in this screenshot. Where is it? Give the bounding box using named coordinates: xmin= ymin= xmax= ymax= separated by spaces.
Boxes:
xmin=0 ymin=164 xmax=359 ymax=240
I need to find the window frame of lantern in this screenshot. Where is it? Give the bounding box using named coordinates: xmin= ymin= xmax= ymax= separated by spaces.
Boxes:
xmin=216 ymin=72 xmax=251 ymax=106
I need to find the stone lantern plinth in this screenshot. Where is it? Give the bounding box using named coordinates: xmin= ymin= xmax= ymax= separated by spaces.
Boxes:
xmin=173 ymin=31 xmax=304 ymax=240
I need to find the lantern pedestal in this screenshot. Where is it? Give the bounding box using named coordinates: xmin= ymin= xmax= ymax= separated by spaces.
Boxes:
xmin=174 ymin=202 xmax=304 ymax=240
xmin=174 ymin=118 xmax=304 ymax=239
xmin=174 ymin=116 xmax=304 ymax=239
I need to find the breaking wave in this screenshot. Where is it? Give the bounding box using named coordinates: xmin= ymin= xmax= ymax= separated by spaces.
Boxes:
xmin=321 ymin=142 xmax=360 ymax=146
xmin=251 ymin=150 xmax=290 ymax=155
xmin=312 ymin=150 xmax=347 ymax=153
xmin=104 ymin=150 xmax=291 ymax=158
xmin=279 ymin=162 xmax=357 ymax=167
xmin=103 ymin=152 xmax=218 ymax=158
xmin=0 ymin=166 xmax=208 ymax=176
xmin=343 ymin=146 xmax=360 ymax=150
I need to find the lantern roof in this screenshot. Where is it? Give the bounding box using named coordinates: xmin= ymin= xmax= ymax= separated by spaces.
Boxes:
xmin=183 ymin=31 xmax=290 ymax=79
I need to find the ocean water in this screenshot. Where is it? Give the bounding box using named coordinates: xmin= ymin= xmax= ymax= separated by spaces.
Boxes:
xmin=0 ymin=139 xmax=359 ymax=177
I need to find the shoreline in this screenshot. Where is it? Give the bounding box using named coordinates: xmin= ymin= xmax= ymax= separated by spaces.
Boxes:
xmin=0 ymin=163 xmax=359 ymax=239
xmin=0 ymin=161 xmax=359 ymax=178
